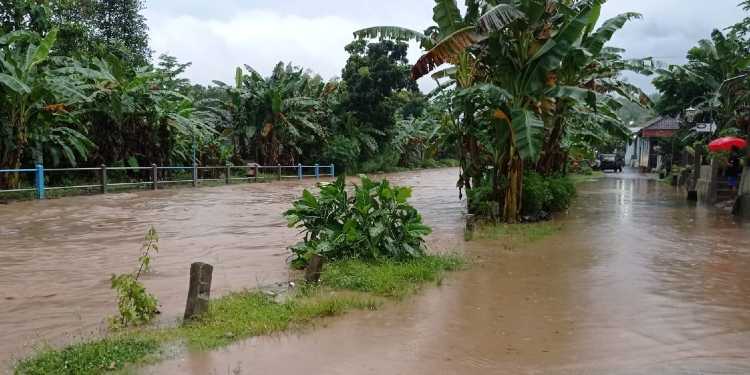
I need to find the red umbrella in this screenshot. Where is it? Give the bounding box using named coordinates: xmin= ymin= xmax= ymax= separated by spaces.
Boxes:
xmin=708 ymin=137 xmax=747 ymax=152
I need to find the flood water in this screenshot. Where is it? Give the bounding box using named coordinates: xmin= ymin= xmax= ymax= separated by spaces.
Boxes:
xmin=0 ymin=169 xmax=464 ymax=371
xmin=139 ymin=170 xmax=750 ymax=375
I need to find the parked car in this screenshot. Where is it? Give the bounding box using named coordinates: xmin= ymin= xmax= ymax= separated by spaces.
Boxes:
xmin=599 ymin=154 xmax=622 ymax=172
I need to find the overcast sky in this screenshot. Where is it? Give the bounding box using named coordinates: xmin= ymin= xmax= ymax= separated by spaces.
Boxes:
xmin=145 ymin=0 xmax=744 ymax=93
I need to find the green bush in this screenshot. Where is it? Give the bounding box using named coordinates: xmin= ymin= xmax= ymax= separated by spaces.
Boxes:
xmin=547 ymin=175 xmax=576 ymax=212
xmin=522 ymin=172 xmax=576 ymax=217
xmin=285 ymin=175 xmax=432 ymax=267
xmin=522 ymin=172 xmax=553 ymax=216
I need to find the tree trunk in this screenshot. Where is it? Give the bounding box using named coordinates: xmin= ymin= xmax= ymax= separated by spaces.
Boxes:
xmin=503 ymin=153 xmax=523 ymax=223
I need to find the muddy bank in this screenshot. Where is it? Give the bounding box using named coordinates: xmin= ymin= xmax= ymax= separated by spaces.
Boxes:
xmin=0 ymin=168 xmax=465 ymax=370
xmin=141 ymin=171 xmax=750 ymax=374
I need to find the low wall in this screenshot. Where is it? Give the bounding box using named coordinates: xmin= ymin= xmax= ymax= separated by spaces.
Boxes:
xmin=697 ymin=160 xmax=719 ymax=205
xmin=734 ymin=166 xmax=750 ymax=219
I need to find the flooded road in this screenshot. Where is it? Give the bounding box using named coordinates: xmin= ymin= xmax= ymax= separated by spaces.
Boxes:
xmin=141 ymin=170 xmax=750 ymax=374
xmin=0 ymin=168 xmax=464 ymax=370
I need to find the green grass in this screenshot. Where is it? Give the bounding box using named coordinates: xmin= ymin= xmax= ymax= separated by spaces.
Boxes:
xmin=473 ymin=221 xmax=562 ymax=244
xmin=321 ymin=255 xmax=465 ymax=298
xmin=15 ymin=254 xmax=463 ymax=375
xmin=15 ymin=338 xmax=159 ymax=375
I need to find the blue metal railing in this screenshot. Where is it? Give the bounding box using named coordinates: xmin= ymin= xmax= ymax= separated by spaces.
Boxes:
xmin=0 ymin=163 xmax=335 ymax=200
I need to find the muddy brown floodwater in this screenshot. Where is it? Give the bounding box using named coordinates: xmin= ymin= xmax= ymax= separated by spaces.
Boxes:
xmin=0 ymin=168 xmax=465 ymax=372
xmin=139 ymin=170 xmax=750 ymax=375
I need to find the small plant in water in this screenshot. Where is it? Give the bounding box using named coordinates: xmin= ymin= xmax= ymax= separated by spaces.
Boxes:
xmin=110 ymin=226 xmax=160 ymax=328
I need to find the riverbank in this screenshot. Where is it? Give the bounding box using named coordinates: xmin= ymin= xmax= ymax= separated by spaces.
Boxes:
xmin=15 ymin=256 xmax=464 ymax=374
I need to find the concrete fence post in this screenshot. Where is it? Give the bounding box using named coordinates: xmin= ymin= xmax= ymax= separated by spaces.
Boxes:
xmin=35 ymin=164 xmax=45 ymax=200
xmin=151 ymin=164 xmax=158 ymax=190
xmin=315 ymin=164 xmax=320 ymax=180
xmin=305 ymin=254 xmax=325 ymax=283
xmin=277 ymin=164 xmax=282 ymax=181
xmin=184 ymin=262 xmax=213 ymax=321
xmin=225 ymin=164 xmax=231 ymax=184
xmin=192 ymin=164 xmax=198 ymax=187
xmin=298 ymin=163 xmax=303 ymax=180
xmin=331 ymin=164 xmax=335 ymax=178
xmin=100 ymin=164 xmax=107 ymax=194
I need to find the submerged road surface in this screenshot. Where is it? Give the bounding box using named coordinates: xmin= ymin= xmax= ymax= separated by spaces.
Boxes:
xmin=0 ymin=168 xmax=465 ymax=370
xmin=141 ymin=170 xmax=750 ymax=374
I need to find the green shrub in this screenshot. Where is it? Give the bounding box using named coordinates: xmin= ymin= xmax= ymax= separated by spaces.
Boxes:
xmin=522 ymin=172 xmax=576 ymax=217
xmin=547 ymin=175 xmax=576 ymax=212
xmin=285 ymin=176 xmax=432 ymax=267
xmin=522 ymin=172 xmax=552 ymax=216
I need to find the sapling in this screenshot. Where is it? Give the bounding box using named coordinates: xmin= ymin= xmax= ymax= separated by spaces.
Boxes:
xmin=110 ymin=226 xmax=160 ymax=328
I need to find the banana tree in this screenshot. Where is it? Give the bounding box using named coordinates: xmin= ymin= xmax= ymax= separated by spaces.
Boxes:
xmin=536 ymin=11 xmax=654 ymax=174
xmin=0 ymin=29 xmax=60 ymax=187
xmin=356 ymin=0 xmax=618 ymax=221
xmin=219 ymin=62 xmax=326 ymax=165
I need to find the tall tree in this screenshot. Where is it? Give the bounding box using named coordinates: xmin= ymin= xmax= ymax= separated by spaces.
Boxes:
xmin=339 ymin=39 xmax=419 ymax=145
xmin=91 ymin=0 xmax=151 ymax=66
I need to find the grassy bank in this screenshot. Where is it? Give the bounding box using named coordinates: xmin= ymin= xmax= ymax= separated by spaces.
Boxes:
xmin=15 ymin=255 xmax=464 ymax=375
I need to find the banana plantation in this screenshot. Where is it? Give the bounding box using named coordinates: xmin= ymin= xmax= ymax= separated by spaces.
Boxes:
xmin=1 ymin=0 xmax=697 ymax=222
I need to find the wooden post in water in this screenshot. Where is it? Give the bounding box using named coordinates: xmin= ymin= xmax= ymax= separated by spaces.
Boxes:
xmin=184 ymin=262 xmax=213 ymax=321
xmin=100 ymin=164 xmax=107 ymax=194
xmin=151 ymin=164 xmax=158 ymax=190
xmin=305 ymin=254 xmax=325 ymax=283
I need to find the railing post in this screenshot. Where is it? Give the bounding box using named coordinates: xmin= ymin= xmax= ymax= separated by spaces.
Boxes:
xmin=100 ymin=164 xmax=107 ymax=194
xmin=277 ymin=164 xmax=282 ymax=181
xmin=225 ymin=164 xmax=231 ymax=184
xmin=192 ymin=164 xmax=198 ymax=187
xmin=315 ymin=164 xmax=320 ymax=180
xmin=298 ymin=163 xmax=303 ymax=180
xmin=331 ymin=164 xmax=335 ymax=178
xmin=35 ymin=164 xmax=45 ymax=200
xmin=152 ymin=164 xmax=158 ymax=190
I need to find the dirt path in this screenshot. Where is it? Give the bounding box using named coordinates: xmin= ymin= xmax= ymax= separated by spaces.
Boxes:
xmin=140 ymin=171 xmax=750 ymax=374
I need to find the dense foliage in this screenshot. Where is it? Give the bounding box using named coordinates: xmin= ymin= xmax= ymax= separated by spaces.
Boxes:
xmin=285 ymin=176 xmax=432 ymax=266
xmin=0 ymin=1 xmax=455 ymax=190
xmin=357 ymin=0 xmax=652 ymax=222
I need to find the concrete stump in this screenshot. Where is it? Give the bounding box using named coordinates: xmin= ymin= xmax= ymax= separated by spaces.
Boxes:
xmin=305 ymin=254 xmax=325 ymax=283
xmin=184 ymin=262 xmax=213 ymax=321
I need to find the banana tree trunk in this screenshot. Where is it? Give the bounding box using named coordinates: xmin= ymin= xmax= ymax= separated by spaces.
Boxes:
xmin=537 ymin=107 xmax=569 ymax=176
xmin=503 ymin=152 xmax=523 ymax=223
xmin=1 ymin=115 xmax=27 ymax=189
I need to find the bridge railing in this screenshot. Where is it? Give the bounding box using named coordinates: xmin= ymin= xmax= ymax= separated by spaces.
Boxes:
xmin=0 ymin=163 xmax=335 ymax=200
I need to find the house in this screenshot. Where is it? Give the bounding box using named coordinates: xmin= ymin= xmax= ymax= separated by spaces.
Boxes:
xmin=629 ymin=117 xmax=681 ymax=172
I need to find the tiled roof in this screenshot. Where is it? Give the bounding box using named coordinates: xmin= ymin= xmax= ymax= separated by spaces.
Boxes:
xmin=641 ymin=117 xmax=681 ymax=131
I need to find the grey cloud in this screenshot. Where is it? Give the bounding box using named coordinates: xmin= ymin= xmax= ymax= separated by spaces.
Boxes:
xmin=145 ymin=0 xmax=746 ymax=92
